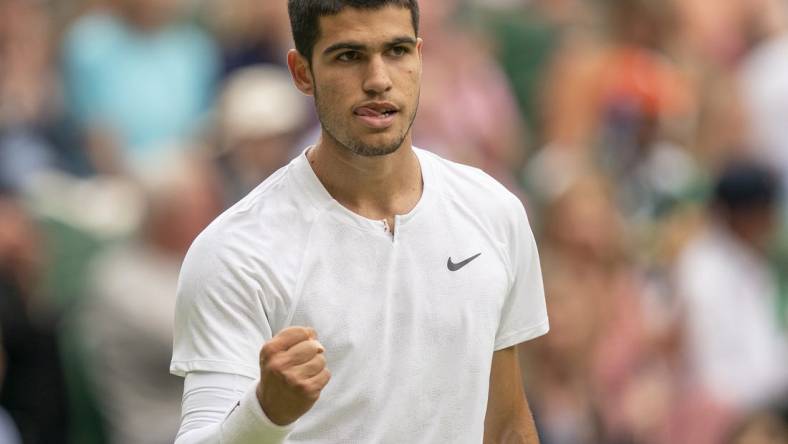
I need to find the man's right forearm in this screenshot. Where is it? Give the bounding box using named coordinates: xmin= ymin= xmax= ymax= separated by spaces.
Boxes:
xmin=176 ymin=327 xmax=327 ymax=444
xmin=176 ymin=373 xmax=293 ymax=444
xmin=219 ymin=387 xmax=294 ymax=444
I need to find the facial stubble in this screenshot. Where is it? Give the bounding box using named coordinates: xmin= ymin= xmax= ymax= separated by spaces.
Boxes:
xmin=312 ymin=78 xmax=420 ymax=157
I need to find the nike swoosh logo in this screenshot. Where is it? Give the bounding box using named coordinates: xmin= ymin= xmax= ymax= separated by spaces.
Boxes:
xmin=447 ymin=253 xmax=482 ymax=271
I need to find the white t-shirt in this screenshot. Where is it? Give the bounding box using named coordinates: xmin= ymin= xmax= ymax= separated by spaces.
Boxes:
xmin=171 ymin=147 xmax=549 ymax=443
xmin=675 ymin=223 xmax=788 ymax=410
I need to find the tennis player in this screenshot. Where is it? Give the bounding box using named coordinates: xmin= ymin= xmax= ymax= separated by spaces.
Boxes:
xmin=170 ymin=1 xmax=549 ymax=442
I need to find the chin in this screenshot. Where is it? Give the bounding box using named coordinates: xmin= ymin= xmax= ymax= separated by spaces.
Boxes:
xmin=345 ymin=133 xmax=406 ymax=157
xmin=348 ymin=141 xmax=401 ymax=157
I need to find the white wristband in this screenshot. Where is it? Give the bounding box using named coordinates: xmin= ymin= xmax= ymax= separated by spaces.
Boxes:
xmin=221 ymin=384 xmax=294 ymax=444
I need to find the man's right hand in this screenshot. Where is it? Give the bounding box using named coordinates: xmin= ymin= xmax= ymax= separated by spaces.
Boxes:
xmin=257 ymin=327 xmax=331 ymax=426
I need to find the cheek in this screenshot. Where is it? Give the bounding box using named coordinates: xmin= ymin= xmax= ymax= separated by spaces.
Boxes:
xmin=316 ymin=77 xmax=347 ymax=104
xmin=404 ymin=66 xmax=422 ymax=90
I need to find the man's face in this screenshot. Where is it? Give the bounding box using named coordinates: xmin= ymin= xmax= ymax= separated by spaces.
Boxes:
xmin=307 ymin=6 xmax=422 ymax=157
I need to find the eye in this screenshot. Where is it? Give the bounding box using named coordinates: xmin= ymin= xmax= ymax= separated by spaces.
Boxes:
xmin=388 ymin=46 xmax=410 ymax=57
xmin=337 ymin=51 xmax=361 ymax=62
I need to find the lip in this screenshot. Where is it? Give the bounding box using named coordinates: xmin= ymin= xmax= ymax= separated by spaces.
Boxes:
xmin=354 ymin=112 xmax=397 ymax=129
xmin=353 ymin=101 xmax=400 ymax=130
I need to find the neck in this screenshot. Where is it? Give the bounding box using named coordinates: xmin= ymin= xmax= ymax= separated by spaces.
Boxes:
xmin=307 ymin=132 xmax=423 ymax=225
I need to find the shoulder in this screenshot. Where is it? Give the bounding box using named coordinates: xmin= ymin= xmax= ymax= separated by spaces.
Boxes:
xmin=418 ymin=148 xmax=526 ymax=225
xmin=180 ymin=162 xmax=318 ymax=291
xmin=174 ymin=162 xmax=320 ymax=348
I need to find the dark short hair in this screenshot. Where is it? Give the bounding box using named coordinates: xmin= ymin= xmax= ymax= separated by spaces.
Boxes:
xmin=288 ymin=0 xmax=419 ymax=63
xmin=713 ymin=161 xmax=781 ymax=212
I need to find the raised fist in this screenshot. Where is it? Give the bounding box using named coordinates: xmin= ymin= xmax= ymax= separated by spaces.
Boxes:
xmin=256 ymin=327 xmax=331 ymax=426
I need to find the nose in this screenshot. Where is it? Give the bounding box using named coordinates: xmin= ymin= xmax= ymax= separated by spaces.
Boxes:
xmin=362 ymin=55 xmax=392 ymax=95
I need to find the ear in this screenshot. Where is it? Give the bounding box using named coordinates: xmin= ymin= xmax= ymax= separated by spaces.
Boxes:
xmin=287 ymin=49 xmax=315 ymax=96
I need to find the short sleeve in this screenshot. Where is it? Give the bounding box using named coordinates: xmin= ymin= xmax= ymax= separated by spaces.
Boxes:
xmin=170 ymin=228 xmax=272 ymax=380
xmin=494 ymin=197 xmax=549 ymax=350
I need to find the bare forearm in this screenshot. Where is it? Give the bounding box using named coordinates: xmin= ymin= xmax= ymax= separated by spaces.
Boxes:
xmin=484 ymin=346 xmax=540 ymax=443
xmin=483 ymin=405 xmax=540 ymax=444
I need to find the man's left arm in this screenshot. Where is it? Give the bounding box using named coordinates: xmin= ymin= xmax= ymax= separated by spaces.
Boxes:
xmin=483 ymin=346 xmax=539 ymax=444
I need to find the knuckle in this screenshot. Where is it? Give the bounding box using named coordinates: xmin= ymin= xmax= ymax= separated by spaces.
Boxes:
xmin=265 ymin=356 xmax=288 ymax=374
xmin=260 ymin=343 xmax=275 ymax=361
xmin=294 ymin=379 xmax=311 ymax=394
xmin=292 ymin=327 xmax=310 ymax=341
xmin=283 ymin=372 xmax=301 ymax=388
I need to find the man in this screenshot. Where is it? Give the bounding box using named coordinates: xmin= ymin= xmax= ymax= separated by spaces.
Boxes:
xmin=83 ymin=153 xmax=222 ymax=444
xmin=675 ymin=161 xmax=788 ymax=413
xmin=62 ymin=0 xmax=218 ymax=174
xmin=217 ymin=64 xmax=311 ymax=201
xmin=171 ymin=1 xmax=549 ymax=442
xmin=740 ymin=0 xmax=788 ymax=197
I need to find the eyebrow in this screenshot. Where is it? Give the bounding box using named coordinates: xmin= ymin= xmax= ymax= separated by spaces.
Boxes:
xmin=322 ymin=36 xmax=418 ymax=56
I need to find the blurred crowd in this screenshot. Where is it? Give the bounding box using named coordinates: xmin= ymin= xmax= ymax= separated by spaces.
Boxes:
xmin=0 ymin=0 xmax=787 ymax=443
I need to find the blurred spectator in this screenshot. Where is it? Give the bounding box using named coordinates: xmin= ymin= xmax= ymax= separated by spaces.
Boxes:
xmin=413 ymin=0 xmax=528 ymax=190
xmin=525 ymin=173 xmax=732 ymax=444
xmin=538 ymin=174 xmax=628 ymax=266
xmin=0 ymin=0 xmax=80 ymax=190
xmin=61 ymin=0 xmax=219 ymax=175
xmin=523 ymin=262 xmax=603 ymax=444
xmin=80 ymin=152 xmax=222 ymax=444
xmin=473 ymin=0 xmax=574 ymax=146
xmin=21 ymin=171 xmax=148 ymax=444
xmin=0 ymin=332 xmax=22 ymax=444
xmin=208 ymin=0 xmax=292 ymax=74
xmin=523 ymin=174 xmax=642 ymax=444
xmin=216 ymin=64 xmax=311 ymax=202
xmin=2 ymin=0 xmax=788 ymax=442
xmin=674 ymin=161 xmax=788 ymax=414
xmin=540 ymin=0 xmax=686 ymax=149
xmin=739 ymin=0 xmax=788 ymax=195
xmin=531 ymin=0 xmax=701 ymax=222
xmin=0 ymin=0 xmax=55 ymax=126
xmin=728 ymin=411 xmax=788 ymax=444
xmin=691 ymin=69 xmax=751 ymax=172
xmin=671 ymin=0 xmax=752 ymax=67
xmin=0 ymin=193 xmax=70 ymax=443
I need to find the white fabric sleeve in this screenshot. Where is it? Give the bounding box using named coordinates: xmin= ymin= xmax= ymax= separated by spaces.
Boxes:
xmin=494 ymin=196 xmax=549 ymax=350
xmin=170 ymin=226 xmax=279 ymax=379
xmin=176 ymin=372 xmax=293 ymax=444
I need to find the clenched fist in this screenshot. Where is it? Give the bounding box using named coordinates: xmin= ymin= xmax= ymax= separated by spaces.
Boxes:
xmin=257 ymin=327 xmax=331 ymax=426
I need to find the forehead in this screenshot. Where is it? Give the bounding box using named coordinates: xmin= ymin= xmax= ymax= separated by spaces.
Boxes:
xmin=315 ymin=5 xmax=416 ymax=49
